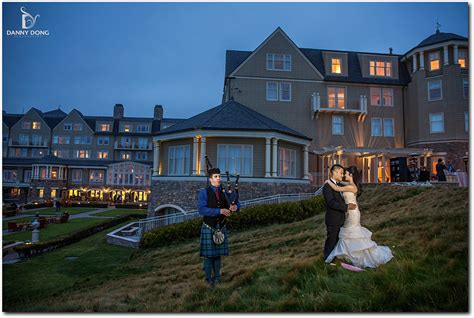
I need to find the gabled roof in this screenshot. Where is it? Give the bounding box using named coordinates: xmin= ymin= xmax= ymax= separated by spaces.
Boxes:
xmin=43 ymin=108 xmax=67 ymax=117
xmin=3 ymin=114 xmax=23 ymax=128
xmin=157 ymin=100 xmax=311 ymax=140
xmin=226 ymin=48 xmax=411 ymax=86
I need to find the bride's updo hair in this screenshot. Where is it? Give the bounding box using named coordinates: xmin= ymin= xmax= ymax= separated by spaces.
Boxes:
xmin=345 ymin=166 xmax=362 ymax=197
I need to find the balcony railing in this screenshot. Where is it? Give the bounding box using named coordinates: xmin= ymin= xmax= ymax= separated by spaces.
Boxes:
xmin=114 ymin=141 xmax=152 ymax=150
xmin=311 ymin=93 xmax=368 ymax=121
xmin=8 ymin=139 xmax=48 ymax=147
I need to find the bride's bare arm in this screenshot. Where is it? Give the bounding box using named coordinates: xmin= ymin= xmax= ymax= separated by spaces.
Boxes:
xmin=325 ymin=180 xmax=357 ymax=193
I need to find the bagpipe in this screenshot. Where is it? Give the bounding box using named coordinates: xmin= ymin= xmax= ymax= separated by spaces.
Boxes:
xmin=205 ymin=155 xmax=240 ymax=207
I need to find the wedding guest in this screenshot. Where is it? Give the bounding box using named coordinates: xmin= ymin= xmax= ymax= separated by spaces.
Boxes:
xmin=436 ymin=159 xmax=447 ymax=181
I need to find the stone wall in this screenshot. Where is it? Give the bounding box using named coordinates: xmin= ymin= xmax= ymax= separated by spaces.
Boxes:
xmin=148 ymin=179 xmax=314 ymax=217
xmin=413 ymin=141 xmax=468 ymax=171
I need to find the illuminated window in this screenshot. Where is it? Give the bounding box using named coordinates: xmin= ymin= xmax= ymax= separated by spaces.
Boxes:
xmin=428 ymin=80 xmax=442 ymax=101
xmin=328 ymin=87 xmax=345 ymax=109
xmin=51 ymin=168 xmax=58 ymax=180
xmin=123 ymin=124 xmax=131 ymax=132
xmin=97 ymin=151 xmax=108 ymax=159
xmin=370 ymin=60 xmax=392 ymax=77
xmin=38 ymin=188 xmax=44 ymax=198
xmin=100 ymin=123 xmax=110 ymax=132
xmin=266 ymin=53 xmax=291 ymax=71
xmin=53 ymin=150 xmax=69 ymax=158
xmin=107 ymin=161 xmax=151 ymax=186
xmin=121 ymin=151 xmax=131 ymax=160
xmin=51 ymin=189 xmax=57 ymax=198
xmin=331 ymin=58 xmax=341 ymax=74
xmin=89 ymin=170 xmax=104 ymax=183
xmin=75 ymin=150 xmax=90 ymax=159
xmin=32 ymin=122 xmax=41 ymax=130
xmin=458 ymin=49 xmax=467 ymax=68
xmin=430 ymin=113 xmax=444 ymax=133
xmin=429 ymin=51 xmax=440 ymax=71
xmin=332 ymin=116 xmax=344 ymax=135
xmin=278 ymin=147 xmax=296 ymax=178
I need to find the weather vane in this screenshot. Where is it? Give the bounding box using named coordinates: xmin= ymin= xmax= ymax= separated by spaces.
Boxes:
xmin=435 ymin=19 xmax=441 ymax=33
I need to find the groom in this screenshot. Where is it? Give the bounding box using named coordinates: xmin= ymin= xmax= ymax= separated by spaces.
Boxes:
xmin=322 ymin=164 xmax=357 ymax=262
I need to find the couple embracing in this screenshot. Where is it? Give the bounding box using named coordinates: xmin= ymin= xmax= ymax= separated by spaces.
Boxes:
xmin=323 ymin=164 xmax=393 ymax=270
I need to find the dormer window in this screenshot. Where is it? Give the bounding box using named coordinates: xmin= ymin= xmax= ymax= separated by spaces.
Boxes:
xmin=370 ymin=61 xmax=392 ymax=77
xmin=266 ymin=53 xmax=291 ymax=71
xmin=32 ymin=122 xmax=41 ymax=130
xmin=331 ymin=58 xmax=341 ymax=74
xmin=99 ymin=123 xmax=110 ymax=132
xmin=123 ymin=124 xmax=132 ymax=132
xmin=429 ymin=51 xmax=440 ymax=71
xmin=459 ymin=49 xmax=467 ymax=68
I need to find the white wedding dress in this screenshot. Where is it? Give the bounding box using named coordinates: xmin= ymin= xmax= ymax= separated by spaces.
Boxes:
xmin=325 ymin=191 xmax=393 ymax=268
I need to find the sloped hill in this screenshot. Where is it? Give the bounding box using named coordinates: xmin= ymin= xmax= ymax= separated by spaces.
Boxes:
xmin=5 ymin=186 xmax=469 ymax=312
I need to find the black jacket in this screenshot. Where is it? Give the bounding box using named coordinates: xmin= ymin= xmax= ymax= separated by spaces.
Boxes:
xmin=322 ymin=181 xmax=348 ymax=226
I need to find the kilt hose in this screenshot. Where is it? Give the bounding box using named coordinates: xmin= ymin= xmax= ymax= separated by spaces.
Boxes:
xmin=199 ymin=223 xmax=228 ymax=257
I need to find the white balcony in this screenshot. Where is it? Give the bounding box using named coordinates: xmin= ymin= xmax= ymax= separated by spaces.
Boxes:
xmin=311 ymin=93 xmax=368 ymax=121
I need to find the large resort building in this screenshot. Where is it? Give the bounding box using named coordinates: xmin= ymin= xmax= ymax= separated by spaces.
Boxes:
xmin=2 ymin=27 xmax=469 ymax=216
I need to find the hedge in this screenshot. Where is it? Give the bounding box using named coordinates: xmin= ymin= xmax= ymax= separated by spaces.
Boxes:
xmin=115 ymin=203 xmax=148 ymax=209
xmin=67 ymin=202 xmax=109 ymax=208
xmin=13 ymin=214 xmax=140 ymax=258
xmin=23 ymin=202 xmax=53 ymax=210
xmin=141 ymin=195 xmax=325 ymax=249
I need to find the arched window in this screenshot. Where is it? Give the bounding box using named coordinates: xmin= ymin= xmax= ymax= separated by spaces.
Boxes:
xmin=107 ymin=161 xmax=151 ymax=186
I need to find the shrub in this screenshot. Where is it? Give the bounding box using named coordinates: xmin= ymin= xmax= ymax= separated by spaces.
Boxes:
xmin=115 ymin=203 xmax=148 ymax=209
xmin=23 ymin=201 xmax=53 ymax=210
xmin=141 ymin=196 xmax=325 ymax=249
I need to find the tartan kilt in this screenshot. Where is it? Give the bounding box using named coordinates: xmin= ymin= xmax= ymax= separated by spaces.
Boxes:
xmin=199 ymin=223 xmax=229 ymax=257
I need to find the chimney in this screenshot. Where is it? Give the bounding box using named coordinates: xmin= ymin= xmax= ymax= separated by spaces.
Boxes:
xmin=154 ymin=105 xmax=163 ymax=121
xmin=389 ymin=47 xmax=393 ymax=55
xmin=113 ymin=104 xmax=124 ymax=119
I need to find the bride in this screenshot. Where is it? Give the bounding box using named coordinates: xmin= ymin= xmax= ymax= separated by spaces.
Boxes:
xmin=325 ymin=166 xmax=393 ymax=269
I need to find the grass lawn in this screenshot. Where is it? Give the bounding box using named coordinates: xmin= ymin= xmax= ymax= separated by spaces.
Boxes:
xmin=3 ymin=218 xmax=112 ymax=242
xmin=3 ymin=186 xmax=468 ymax=312
xmin=92 ymin=209 xmax=147 ymax=217
xmin=21 ymin=207 xmax=96 ymax=216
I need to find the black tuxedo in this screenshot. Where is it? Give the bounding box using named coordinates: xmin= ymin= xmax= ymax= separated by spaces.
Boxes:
xmin=322 ymin=180 xmax=348 ymax=260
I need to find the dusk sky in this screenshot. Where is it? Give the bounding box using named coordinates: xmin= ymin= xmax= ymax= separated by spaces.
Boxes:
xmin=2 ymin=2 xmax=468 ymax=119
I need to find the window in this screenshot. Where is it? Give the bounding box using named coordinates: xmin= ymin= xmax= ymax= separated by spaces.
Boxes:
xmin=19 ymin=134 xmax=29 ymax=145
xmin=278 ymin=148 xmax=296 ymax=178
xmin=136 ymin=152 xmax=147 ymax=160
xmin=428 ymin=80 xmax=442 ymax=101
xmin=383 ymin=118 xmax=394 ymax=136
xmin=38 ymin=188 xmax=44 ymax=198
xmin=168 ymin=145 xmax=190 ymax=175
xmin=51 ymin=168 xmax=58 ymax=180
xmin=328 ymin=87 xmax=345 ymax=109
xmin=72 ymin=169 xmax=83 ymax=183
xmin=121 ymin=137 xmax=131 ymax=147
xmin=371 ymin=118 xmax=382 ymax=136
xmin=64 ymin=122 xmax=72 ymax=130
xmin=97 ymin=136 xmax=109 ymax=145
xmin=463 ymin=79 xmax=468 ymax=98
xmin=217 ymin=144 xmax=252 ymax=176
xmin=12 ymin=148 xmax=28 ymax=157
xmin=3 ymin=170 xmax=18 ymax=182
xmin=99 ymin=123 xmax=110 ymax=132
xmin=370 ymin=87 xmax=393 ymax=106
xmin=266 ymin=53 xmax=291 ymax=71
xmin=89 ymin=170 xmax=104 ymax=183
xmin=430 ymin=113 xmax=444 ymax=133
xmin=429 ymin=51 xmax=440 ymax=71
xmin=31 ymin=134 xmax=43 ymax=146
xmin=32 ymin=122 xmax=41 ymax=130
xmin=459 ymin=49 xmax=467 ymax=68
xmin=370 ymin=61 xmax=392 ymax=77
xmin=75 ymin=150 xmax=90 ymax=159
xmin=23 ymin=170 xmax=32 ymax=183
xmin=107 ymin=161 xmax=151 ymax=186
xmin=123 ymin=124 xmax=132 ymax=132
xmin=97 ymin=151 xmax=108 ymax=159
xmin=332 ymin=116 xmax=344 ymax=135
xmin=53 ymin=135 xmax=70 ymax=144
xmin=53 ymin=150 xmax=69 ymax=158
xmin=121 ymin=151 xmax=131 ymax=160
xmin=40 ymin=167 xmax=47 ymax=179
xmin=74 ymin=123 xmax=83 ymax=131
xmin=74 ymin=136 xmax=92 ymax=145
xmin=465 ymin=112 xmax=469 ymax=132
xmin=266 ymin=82 xmax=291 ymax=101
xmin=3 ymin=132 xmax=8 ymax=143
xmin=331 ymin=58 xmax=341 ymax=74
xmin=22 ymin=121 xmax=31 ymax=129
xmin=31 ymin=149 xmax=45 ymax=157
xmin=138 ymin=138 xmax=149 ymax=149
xmin=137 ymin=124 xmax=150 ymax=133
